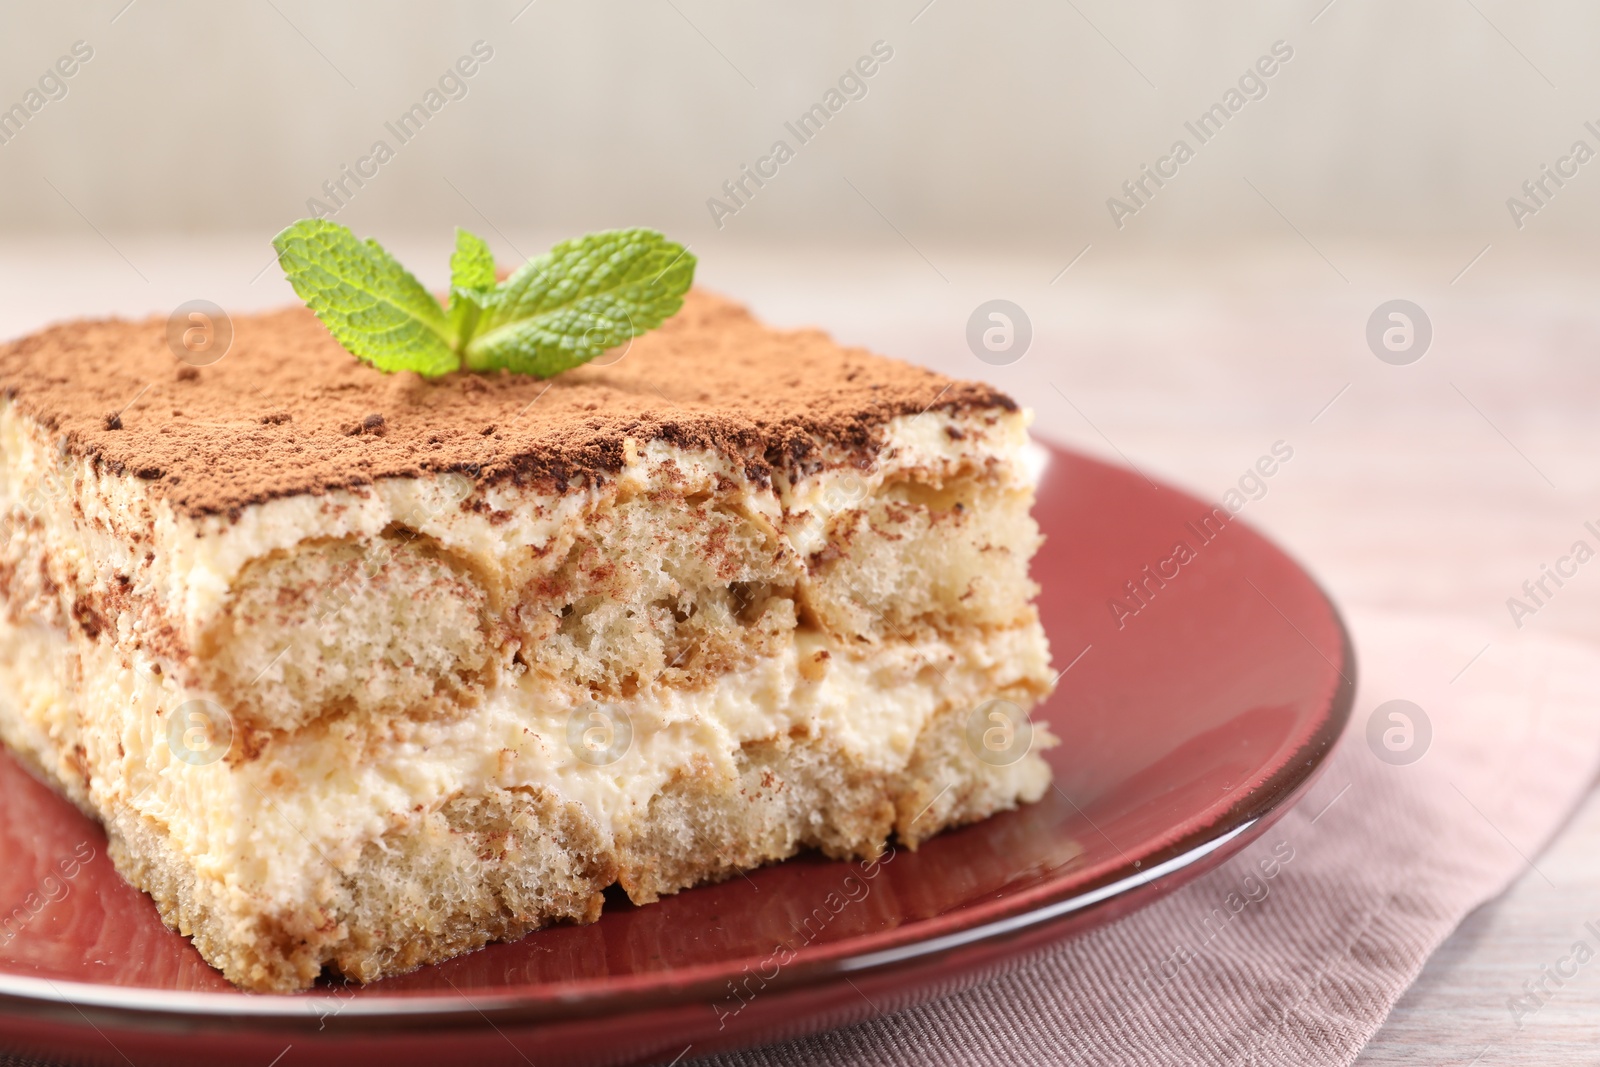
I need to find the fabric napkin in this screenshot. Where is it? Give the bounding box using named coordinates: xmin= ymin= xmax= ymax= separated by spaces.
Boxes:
xmin=701 ymin=608 xmax=1600 ymax=1066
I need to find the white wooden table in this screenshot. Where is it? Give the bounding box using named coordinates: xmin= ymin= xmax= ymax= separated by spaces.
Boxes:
xmin=3 ymin=235 xmax=1595 ymax=1064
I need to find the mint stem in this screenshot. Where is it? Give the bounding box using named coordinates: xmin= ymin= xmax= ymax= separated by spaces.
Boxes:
xmin=462 ymin=337 xmax=495 ymax=372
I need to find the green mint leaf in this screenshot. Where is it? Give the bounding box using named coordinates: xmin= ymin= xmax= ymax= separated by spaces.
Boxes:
xmin=448 ymin=227 xmax=497 ymax=342
xmin=449 ymin=287 xmax=493 ymax=353
xmin=464 ymin=229 xmax=695 ymax=377
xmin=450 ymin=227 xmax=496 ymax=294
xmin=272 ymin=219 xmax=459 ymax=378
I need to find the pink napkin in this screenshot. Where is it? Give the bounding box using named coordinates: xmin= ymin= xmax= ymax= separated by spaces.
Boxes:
xmin=703 ymin=609 xmax=1600 ymax=1066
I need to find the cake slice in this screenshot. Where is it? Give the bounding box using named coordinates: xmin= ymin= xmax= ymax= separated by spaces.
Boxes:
xmin=0 ymin=289 xmax=1054 ymax=992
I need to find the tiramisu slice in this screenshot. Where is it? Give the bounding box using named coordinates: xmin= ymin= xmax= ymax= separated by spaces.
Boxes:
xmin=0 ymin=284 xmax=1054 ymax=991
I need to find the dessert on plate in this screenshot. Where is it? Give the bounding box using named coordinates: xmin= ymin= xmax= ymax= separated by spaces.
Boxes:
xmin=0 ymin=224 xmax=1055 ymax=992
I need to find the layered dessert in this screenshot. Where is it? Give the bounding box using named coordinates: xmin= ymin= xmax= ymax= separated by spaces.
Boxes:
xmin=0 ymin=289 xmax=1054 ymax=992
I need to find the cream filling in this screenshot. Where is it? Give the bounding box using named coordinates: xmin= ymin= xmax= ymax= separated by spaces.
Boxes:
xmin=0 ymin=617 xmax=1051 ymax=906
xmin=0 ymin=401 xmax=1035 ymax=640
xmin=0 ymin=399 xmax=1050 ymax=908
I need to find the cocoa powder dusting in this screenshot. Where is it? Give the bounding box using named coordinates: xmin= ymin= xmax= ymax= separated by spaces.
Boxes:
xmin=0 ymin=289 xmax=1015 ymax=517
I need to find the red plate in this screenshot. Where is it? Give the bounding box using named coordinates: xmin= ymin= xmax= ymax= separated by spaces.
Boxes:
xmin=0 ymin=442 xmax=1354 ymax=1067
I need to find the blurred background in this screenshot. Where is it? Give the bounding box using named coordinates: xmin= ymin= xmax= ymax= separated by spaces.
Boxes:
xmin=3 ymin=5 xmax=1599 ymax=1060
xmin=2 ymin=0 xmax=1598 ymax=244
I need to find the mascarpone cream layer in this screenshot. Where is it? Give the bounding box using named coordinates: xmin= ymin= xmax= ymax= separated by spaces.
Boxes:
xmin=0 ymin=401 xmax=1035 ymax=639
xmin=0 ymin=616 xmax=1052 ymax=907
xmin=0 ymin=397 xmax=1052 ymax=909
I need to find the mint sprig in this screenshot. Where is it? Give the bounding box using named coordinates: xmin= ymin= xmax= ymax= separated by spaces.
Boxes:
xmin=271 ymin=220 xmax=695 ymax=379
xmin=448 ymin=228 xmax=495 ymax=343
